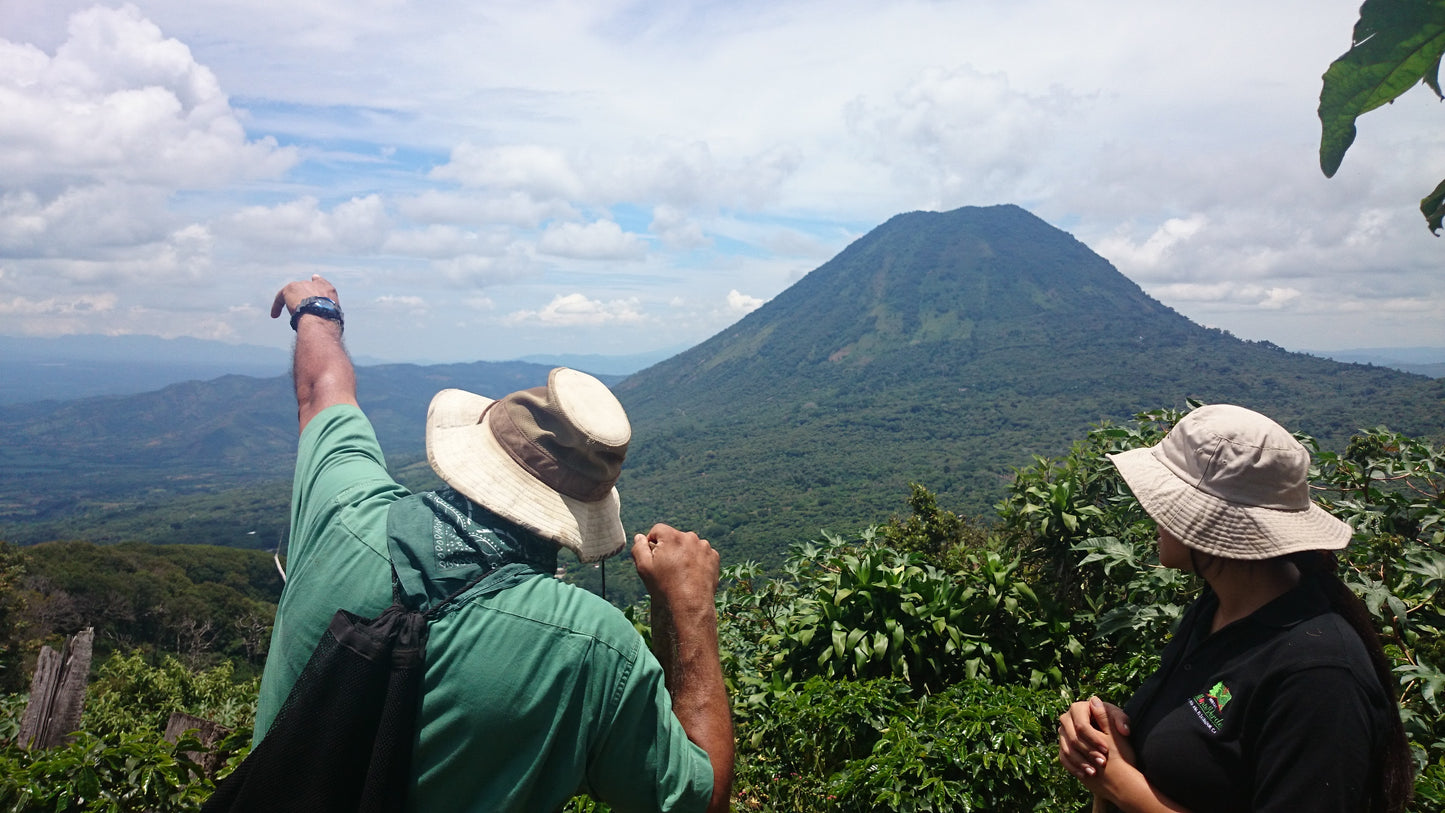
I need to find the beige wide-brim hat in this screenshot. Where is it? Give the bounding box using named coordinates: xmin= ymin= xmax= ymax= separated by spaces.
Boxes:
xmin=426 ymin=367 xmax=631 ymax=562
xmin=1108 ymin=404 xmax=1352 ymax=560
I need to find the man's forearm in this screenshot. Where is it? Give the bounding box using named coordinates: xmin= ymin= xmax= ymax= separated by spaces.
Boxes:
xmin=272 ymin=275 xmax=359 ymax=432
xmin=652 ymin=599 xmax=733 ymax=813
xmin=292 ymin=318 xmax=357 ymax=431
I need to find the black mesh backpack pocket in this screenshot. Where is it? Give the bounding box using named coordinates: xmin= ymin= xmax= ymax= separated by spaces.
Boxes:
xmin=202 ymin=604 xmax=427 ymax=813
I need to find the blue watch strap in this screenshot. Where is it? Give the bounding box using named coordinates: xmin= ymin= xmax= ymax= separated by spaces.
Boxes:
xmin=290 ymin=296 xmax=344 ymax=331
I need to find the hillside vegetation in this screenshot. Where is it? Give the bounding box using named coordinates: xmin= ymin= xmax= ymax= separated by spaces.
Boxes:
xmin=2 ymin=410 xmax=1441 ymax=810
xmin=3 ymin=206 xmax=1440 ymax=581
xmin=0 ymin=362 xmax=591 ymax=533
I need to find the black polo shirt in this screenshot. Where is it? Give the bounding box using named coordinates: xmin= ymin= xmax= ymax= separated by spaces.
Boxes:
xmin=1123 ymin=577 xmax=1392 ymax=812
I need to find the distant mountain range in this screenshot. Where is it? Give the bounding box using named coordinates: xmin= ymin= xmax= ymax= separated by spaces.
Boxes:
xmin=0 ymin=335 xmax=291 ymax=405
xmin=2 ymin=205 xmax=1442 ymax=568
xmin=0 ymin=362 xmax=619 ymax=543
xmin=518 ymin=348 xmax=691 ymax=376
xmin=0 ymin=335 xmax=682 ymax=405
xmin=1304 ymin=347 xmax=1445 ymax=379
xmin=3 ymin=330 xmax=1437 ymax=409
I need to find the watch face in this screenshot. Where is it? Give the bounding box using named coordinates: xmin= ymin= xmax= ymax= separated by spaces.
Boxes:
xmin=309 ymin=299 xmax=338 ymax=314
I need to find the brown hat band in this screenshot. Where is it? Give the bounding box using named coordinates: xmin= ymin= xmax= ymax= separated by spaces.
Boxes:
xmin=489 ymin=388 xmax=623 ymax=503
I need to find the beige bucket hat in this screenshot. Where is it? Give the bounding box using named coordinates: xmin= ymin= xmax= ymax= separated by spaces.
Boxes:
xmin=425 ymin=367 xmax=631 ymax=562
xmin=1108 ymin=404 xmax=1352 ymax=560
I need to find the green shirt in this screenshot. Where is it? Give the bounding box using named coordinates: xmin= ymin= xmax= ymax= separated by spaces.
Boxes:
xmin=255 ymin=405 xmax=713 ymax=812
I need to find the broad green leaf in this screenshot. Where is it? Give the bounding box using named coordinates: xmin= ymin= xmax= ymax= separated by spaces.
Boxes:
xmin=1319 ymin=0 xmax=1445 ymax=176
xmin=1422 ymin=176 xmax=1445 ymax=234
xmin=1405 ymin=550 xmax=1445 ymax=587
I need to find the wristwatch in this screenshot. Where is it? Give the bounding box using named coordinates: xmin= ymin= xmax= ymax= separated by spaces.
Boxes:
xmin=290 ymin=296 xmax=344 ymax=331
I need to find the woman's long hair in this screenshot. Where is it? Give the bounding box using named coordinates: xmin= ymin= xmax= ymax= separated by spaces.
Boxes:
xmin=1287 ymin=550 xmax=1414 ymax=813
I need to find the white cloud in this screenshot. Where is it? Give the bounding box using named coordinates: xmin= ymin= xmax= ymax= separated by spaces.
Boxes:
xmin=374 ymin=294 xmax=429 ymax=318
xmin=1259 ymin=287 xmax=1302 ymax=310
xmin=0 ymin=292 xmax=117 ymax=315
xmin=1094 ymin=215 xmax=1210 ymax=281
xmin=220 ymin=195 xmax=389 ymax=252
xmin=431 ymin=247 xmax=538 ymax=286
xmin=396 ymin=190 xmax=577 ymax=228
xmin=0 ymin=291 xmax=119 ymax=336
xmin=0 ymin=184 xmax=183 ymax=259
xmin=1151 ymin=282 xmax=1304 ymax=310
xmin=0 ymin=0 xmax=1439 ymax=359
xmin=598 ymin=142 xmax=804 ymax=209
xmin=381 ymin=225 xmax=512 ymax=259
xmin=537 ymin=220 xmax=645 ymax=260
xmin=431 ymin=144 xmax=585 ymax=200
xmin=844 ymin=64 xmax=1082 ymax=205
xmin=427 ymin=138 xmax=803 ymax=212
xmin=0 ymin=220 xmax=212 ymax=288
xmin=375 ymin=294 xmax=426 ymax=308
xmin=726 ymin=289 xmax=765 ymax=314
xmin=0 ymin=5 xmax=294 ymax=190
xmin=503 ymin=293 xmax=644 ymax=326
xmin=651 ymin=204 xmax=709 ymax=249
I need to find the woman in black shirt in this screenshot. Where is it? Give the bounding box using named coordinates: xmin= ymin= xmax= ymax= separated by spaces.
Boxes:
xmin=1056 ymin=404 xmax=1412 ymax=813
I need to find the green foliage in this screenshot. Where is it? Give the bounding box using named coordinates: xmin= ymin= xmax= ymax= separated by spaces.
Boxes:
xmin=1000 ymin=408 xmax=1445 ymax=806
xmin=5 ymin=403 xmax=1445 ymax=810
xmin=733 ymin=677 xmax=1085 ymax=812
xmin=0 ymin=730 xmax=215 ymax=813
xmin=734 ymin=677 xmax=910 ymax=811
xmin=1318 ymin=0 xmax=1445 ymax=232
xmin=82 ymin=653 xmax=258 ymax=740
xmin=558 ymin=796 xmax=611 ymax=813
xmin=0 ymin=546 xmax=28 ymax=694
xmin=1311 ymin=427 xmax=1445 ymax=778
xmin=19 ymin=541 xmax=279 ymax=672
xmin=997 ymin=408 xmax=1179 ymax=548
xmin=728 ymin=530 xmax=1077 ymax=698
xmin=877 ymin=484 xmax=989 ymax=572
xmin=0 ymin=651 xmax=255 ymax=812
xmin=997 ymin=406 xmax=1187 ymax=665
xmin=1069 ymin=535 xmax=1192 ymax=662
xmin=1415 ymin=756 xmax=1445 ymax=809
xmin=830 ymin=682 xmax=1086 ymax=812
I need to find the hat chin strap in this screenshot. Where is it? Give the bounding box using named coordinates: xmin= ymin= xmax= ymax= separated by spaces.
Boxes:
xmin=475 ymin=400 xmax=496 ymax=426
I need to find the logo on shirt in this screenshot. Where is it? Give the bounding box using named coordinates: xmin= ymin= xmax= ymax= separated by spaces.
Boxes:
xmin=1188 ymin=680 xmax=1232 ymax=734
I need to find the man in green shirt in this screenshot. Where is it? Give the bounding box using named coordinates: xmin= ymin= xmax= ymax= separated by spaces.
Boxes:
xmin=259 ymin=274 xmax=733 ymax=812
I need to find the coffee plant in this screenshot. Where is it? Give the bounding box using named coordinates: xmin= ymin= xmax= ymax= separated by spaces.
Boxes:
xmin=4 ymin=405 xmax=1444 ymax=810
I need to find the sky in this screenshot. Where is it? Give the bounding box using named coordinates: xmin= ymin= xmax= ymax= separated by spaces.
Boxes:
xmin=2 ymin=0 xmax=1442 ymax=364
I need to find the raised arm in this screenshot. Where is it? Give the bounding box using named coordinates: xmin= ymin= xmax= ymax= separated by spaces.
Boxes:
xmin=270 ymin=274 xmax=358 ymax=432
xmin=631 ymin=525 xmax=734 ymax=813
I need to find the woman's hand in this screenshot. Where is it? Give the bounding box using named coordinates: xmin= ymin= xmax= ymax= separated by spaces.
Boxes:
xmin=1060 ymin=697 xmax=1189 ymax=813
xmin=1059 ymin=696 xmax=1132 ymax=779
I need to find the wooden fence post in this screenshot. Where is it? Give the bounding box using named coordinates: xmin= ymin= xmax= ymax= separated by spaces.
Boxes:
xmin=164 ymin=712 xmax=232 ymax=776
xmin=16 ymin=627 xmax=94 ymax=750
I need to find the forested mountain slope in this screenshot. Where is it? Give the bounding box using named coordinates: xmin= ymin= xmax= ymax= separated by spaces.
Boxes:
xmin=0 ymin=361 xmax=587 ymax=539
xmin=1 ymin=205 xmax=1440 ymax=567
xmin=613 ymin=205 xmax=1445 ymax=563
